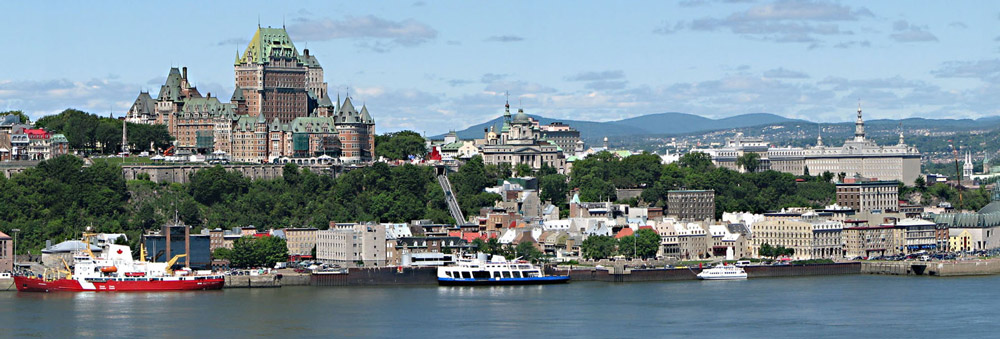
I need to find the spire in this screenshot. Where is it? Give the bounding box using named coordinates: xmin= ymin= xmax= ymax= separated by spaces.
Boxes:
xmin=854 ymin=100 xmax=866 ymax=142
xmin=898 ymin=122 xmax=905 ymax=145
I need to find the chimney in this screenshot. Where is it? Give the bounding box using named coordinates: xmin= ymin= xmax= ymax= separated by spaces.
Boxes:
xmin=207 ymin=92 xmax=211 ymax=98
xmin=304 ymin=48 xmax=309 ymax=57
xmin=182 ymin=67 xmax=188 ymax=80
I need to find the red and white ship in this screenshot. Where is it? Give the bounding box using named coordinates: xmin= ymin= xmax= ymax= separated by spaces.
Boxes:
xmin=14 ymin=234 xmax=224 ymax=292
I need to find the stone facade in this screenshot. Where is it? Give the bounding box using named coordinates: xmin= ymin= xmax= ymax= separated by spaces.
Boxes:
xmin=666 ymin=190 xmax=715 ymax=221
xmin=0 ymin=231 xmax=11 ymax=272
xmin=283 ymin=228 xmax=318 ymax=257
xmin=750 ymin=217 xmax=843 ymax=260
xmin=481 ymin=102 xmax=566 ymax=174
xmin=836 ymin=180 xmax=899 ymax=213
xmin=695 ymin=106 xmax=920 ymax=183
xmin=317 ymin=224 xmax=387 ymax=267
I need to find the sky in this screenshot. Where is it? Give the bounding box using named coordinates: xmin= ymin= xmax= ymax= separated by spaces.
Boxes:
xmin=1 ymin=0 xmax=999 ymax=135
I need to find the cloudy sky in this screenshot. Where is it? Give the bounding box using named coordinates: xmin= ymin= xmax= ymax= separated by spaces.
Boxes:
xmin=2 ymin=1 xmax=999 ymax=134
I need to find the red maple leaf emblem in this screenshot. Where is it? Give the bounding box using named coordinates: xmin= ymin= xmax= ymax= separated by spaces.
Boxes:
xmin=117 ymin=249 xmax=123 ymax=254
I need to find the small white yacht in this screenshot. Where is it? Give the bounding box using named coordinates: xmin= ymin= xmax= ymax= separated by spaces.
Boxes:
xmin=696 ymin=265 xmax=748 ymax=280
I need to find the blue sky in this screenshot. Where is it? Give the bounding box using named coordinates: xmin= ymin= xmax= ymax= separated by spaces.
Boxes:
xmin=2 ymin=0 xmax=999 ymax=135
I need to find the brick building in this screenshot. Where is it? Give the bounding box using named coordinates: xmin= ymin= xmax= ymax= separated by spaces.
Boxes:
xmin=836 ymin=179 xmax=899 ymax=213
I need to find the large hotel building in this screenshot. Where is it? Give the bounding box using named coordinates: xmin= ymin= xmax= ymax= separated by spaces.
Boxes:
xmin=694 ymin=105 xmax=921 ymax=184
xmin=126 ymin=26 xmax=375 ymax=163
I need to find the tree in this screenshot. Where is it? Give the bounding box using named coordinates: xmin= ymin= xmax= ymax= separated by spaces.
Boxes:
xmin=737 ymin=152 xmax=761 ymax=173
xmin=228 ymin=236 xmax=288 ymax=268
xmin=539 ymin=174 xmax=569 ymax=205
xmin=635 ymin=228 xmax=661 ymax=259
xmin=471 ymin=238 xmax=489 ymax=253
xmin=374 ymin=130 xmax=427 ymax=160
xmin=514 ymin=163 xmax=533 ymax=177
xmin=213 ymin=247 xmax=233 ymax=261
xmin=678 ymin=152 xmax=714 ymax=172
xmin=514 ymin=241 xmax=544 ymax=263
xmin=914 ymin=176 xmax=926 ymax=192
xmin=759 ymin=243 xmax=775 ymax=259
xmin=581 ymin=235 xmax=617 ymax=259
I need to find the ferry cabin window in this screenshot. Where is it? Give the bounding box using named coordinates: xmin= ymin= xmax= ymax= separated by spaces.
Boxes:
xmin=472 ymin=271 xmax=491 ymax=279
xmin=502 ymin=271 xmax=511 ymax=278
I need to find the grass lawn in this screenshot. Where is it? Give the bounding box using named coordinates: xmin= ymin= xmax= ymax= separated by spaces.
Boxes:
xmin=91 ymin=156 xmax=152 ymax=165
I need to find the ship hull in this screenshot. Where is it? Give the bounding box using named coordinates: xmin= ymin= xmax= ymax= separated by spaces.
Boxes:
xmin=438 ymin=275 xmax=570 ymax=286
xmin=14 ymin=276 xmax=225 ymax=292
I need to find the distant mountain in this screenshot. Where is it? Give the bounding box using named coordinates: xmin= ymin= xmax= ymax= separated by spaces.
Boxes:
xmin=437 ymin=112 xmax=802 ymax=141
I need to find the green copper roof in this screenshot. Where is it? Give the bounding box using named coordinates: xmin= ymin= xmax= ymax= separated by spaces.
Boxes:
xmin=158 ymin=68 xmax=183 ymax=101
xmin=231 ymin=86 xmax=245 ymax=102
xmin=237 ymin=27 xmax=300 ymax=66
xmin=288 ymin=117 xmax=338 ymax=133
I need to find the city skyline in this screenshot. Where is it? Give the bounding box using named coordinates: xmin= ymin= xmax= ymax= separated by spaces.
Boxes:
xmin=1 ymin=1 xmax=999 ymax=134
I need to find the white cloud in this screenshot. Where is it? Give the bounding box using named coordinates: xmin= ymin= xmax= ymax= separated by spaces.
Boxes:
xmin=287 ymin=15 xmax=437 ymax=51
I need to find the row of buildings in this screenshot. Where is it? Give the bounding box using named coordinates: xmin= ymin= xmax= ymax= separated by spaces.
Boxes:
xmin=125 ymin=26 xmax=375 ymax=164
xmin=0 ymin=115 xmax=69 ymax=161
xmin=693 ymin=105 xmax=922 ymax=184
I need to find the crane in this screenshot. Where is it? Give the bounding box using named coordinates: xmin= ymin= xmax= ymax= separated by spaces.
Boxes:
xmin=164 ymin=254 xmax=187 ymax=276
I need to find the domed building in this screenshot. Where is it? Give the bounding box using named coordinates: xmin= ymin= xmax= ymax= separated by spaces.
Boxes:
xmin=480 ymin=101 xmax=566 ymax=174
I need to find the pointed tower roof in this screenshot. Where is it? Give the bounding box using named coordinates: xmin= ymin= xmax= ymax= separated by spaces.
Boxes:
xmin=340 ymin=96 xmax=356 ymax=115
xmin=360 ymin=104 xmax=373 ymax=124
xmin=256 ymin=113 xmax=267 ymax=124
xmin=158 ymin=68 xmax=183 ymax=101
xmin=237 ymin=27 xmax=300 ymax=66
xmin=231 ymin=85 xmax=245 ymax=102
xmin=317 ymin=94 xmax=334 ymax=107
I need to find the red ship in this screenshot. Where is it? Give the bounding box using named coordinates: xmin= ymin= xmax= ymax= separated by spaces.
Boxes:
xmin=15 ymin=233 xmax=224 ymax=292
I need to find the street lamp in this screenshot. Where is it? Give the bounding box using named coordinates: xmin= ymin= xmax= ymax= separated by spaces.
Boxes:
xmin=11 ymin=228 xmax=20 ymax=269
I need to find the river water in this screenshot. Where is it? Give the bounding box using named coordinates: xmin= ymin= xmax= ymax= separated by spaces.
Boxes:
xmin=1 ymin=274 xmax=997 ymax=338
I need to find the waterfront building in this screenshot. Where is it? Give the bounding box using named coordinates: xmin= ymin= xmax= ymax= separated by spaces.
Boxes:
xmin=126 ymin=26 xmax=374 ymax=163
xmin=316 ymin=224 xmax=386 ymax=267
xmin=655 ymin=219 xmax=710 ymax=259
xmin=842 ymin=220 xmax=893 ymax=258
xmin=666 ymin=190 xmax=715 ymax=221
xmin=836 ymin=179 xmax=899 ymax=213
xmin=480 ymin=102 xmax=567 ymax=174
xmin=144 ymin=224 xmax=211 ymax=269
xmin=0 ymin=231 xmax=11 ymax=272
xmin=694 ymin=105 xmax=920 ymax=184
xmin=889 ymin=218 xmax=938 ymax=254
xmin=283 ymin=228 xmax=318 ymax=259
xmin=709 ymin=224 xmax=747 ymax=259
xmin=387 ymin=236 xmax=470 ymax=266
xmin=40 ymin=240 xmax=103 ymax=268
xmin=750 ymin=216 xmax=843 ymax=260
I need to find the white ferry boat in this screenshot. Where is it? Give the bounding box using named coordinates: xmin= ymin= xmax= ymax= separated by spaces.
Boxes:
xmin=437 ymin=254 xmax=569 ymax=286
xmin=696 ymin=265 xmax=748 ymax=280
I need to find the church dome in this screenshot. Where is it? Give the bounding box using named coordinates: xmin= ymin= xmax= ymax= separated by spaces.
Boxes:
xmin=512 ymin=109 xmax=530 ymax=124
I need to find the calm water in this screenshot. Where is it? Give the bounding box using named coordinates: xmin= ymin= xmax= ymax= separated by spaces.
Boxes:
xmin=1 ymin=275 xmax=998 ymax=338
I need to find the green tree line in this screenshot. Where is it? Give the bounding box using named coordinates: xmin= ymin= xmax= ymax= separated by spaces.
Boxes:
xmin=34 ymin=109 xmax=172 ymax=154
xmin=0 ymin=155 xmax=504 ymax=254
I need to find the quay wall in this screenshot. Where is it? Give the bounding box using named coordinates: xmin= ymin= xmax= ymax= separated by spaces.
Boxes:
xmin=311 ymin=267 xmax=438 ymax=286
xmin=550 ymin=263 xmax=860 ymax=282
xmin=279 ymin=273 xmax=311 ymax=286
xmin=0 ymin=277 xmax=12 ymax=291
xmin=225 ymin=275 xmax=280 ymax=288
xmin=862 ymin=260 xmax=1000 ymax=277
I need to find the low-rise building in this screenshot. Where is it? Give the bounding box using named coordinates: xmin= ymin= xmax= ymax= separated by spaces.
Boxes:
xmin=750 ymin=217 xmax=843 ymax=260
xmin=842 ymin=220 xmax=893 ymax=258
xmin=890 ymin=218 xmax=937 ymax=254
xmin=0 ymin=231 xmax=12 ymax=272
xmin=283 ymin=228 xmax=318 ymax=259
xmin=388 ymin=236 xmax=469 ymax=266
xmin=41 ymin=240 xmax=103 ymax=268
xmin=316 ymin=224 xmax=386 ymax=267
